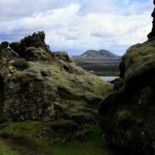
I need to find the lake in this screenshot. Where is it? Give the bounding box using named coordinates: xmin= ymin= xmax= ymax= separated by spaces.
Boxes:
xmin=100 ymin=76 xmax=118 ymax=81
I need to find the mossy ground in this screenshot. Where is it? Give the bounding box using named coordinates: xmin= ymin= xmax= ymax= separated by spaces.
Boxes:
xmin=13 ymin=60 xmax=112 ymax=101
xmin=46 ymin=126 xmax=113 ymax=155
xmin=0 ymin=121 xmax=113 ymax=155
xmin=0 ymin=139 xmax=19 ymax=155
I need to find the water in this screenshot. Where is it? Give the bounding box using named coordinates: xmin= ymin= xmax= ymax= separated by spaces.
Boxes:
xmin=100 ymin=76 xmax=118 ymax=81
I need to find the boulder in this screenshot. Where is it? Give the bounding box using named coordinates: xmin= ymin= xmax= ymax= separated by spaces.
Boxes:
xmin=148 ymin=0 xmax=155 ymax=40
xmin=99 ymin=40 xmax=155 ymax=155
xmin=1 ymin=41 xmax=9 ymax=49
xmin=0 ymin=41 xmax=18 ymax=58
xmin=9 ymin=42 xmax=20 ymax=53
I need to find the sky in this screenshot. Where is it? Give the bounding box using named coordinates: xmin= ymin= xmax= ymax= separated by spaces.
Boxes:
xmin=0 ymin=0 xmax=153 ymax=56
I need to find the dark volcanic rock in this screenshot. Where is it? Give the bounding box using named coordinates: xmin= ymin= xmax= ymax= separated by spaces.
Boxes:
xmin=99 ymin=40 xmax=155 ymax=155
xmin=1 ymin=41 xmax=9 ymax=49
xmin=9 ymin=31 xmax=52 ymax=60
xmin=148 ymin=0 xmax=155 ymax=40
xmin=3 ymin=80 xmax=56 ymax=122
xmin=100 ymin=5 xmax=155 ymax=154
xmin=9 ymin=42 xmax=20 ymax=54
xmin=0 ymin=31 xmax=112 ymax=127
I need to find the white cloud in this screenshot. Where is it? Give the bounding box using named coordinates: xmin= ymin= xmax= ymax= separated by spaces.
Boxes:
xmin=0 ymin=0 xmax=153 ymax=55
xmin=0 ymin=0 xmax=80 ymax=20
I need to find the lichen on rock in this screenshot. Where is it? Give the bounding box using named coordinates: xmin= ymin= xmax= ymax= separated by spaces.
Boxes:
xmin=0 ymin=32 xmax=112 ymax=141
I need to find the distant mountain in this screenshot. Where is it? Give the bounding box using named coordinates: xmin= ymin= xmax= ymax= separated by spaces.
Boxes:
xmin=73 ymin=50 xmax=121 ymax=59
xmin=72 ymin=50 xmax=121 ymax=75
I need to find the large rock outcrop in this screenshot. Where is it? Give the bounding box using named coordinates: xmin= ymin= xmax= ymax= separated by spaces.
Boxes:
xmin=148 ymin=0 xmax=155 ymax=40
xmin=99 ymin=39 xmax=155 ymax=154
xmin=0 ymin=32 xmax=112 ymax=140
xmin=9 ymin=31 xmax=52 ymax=61
xmin=99 ymin=2 xmax=155 ymax=154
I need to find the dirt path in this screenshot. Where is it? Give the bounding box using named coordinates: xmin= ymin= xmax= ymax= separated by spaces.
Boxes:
xmin=1 ymin=138 xmax=53 ymax=155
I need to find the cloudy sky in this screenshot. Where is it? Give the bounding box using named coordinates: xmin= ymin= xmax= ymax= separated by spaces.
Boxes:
xmin=0 ymin=0 xmax=153 ymax=55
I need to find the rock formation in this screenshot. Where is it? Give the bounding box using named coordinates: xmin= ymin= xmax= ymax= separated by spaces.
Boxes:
xmin=99 ymin=43 xmax=155 ymax=155
xmin=148 ymin=0 xmax=155 ymax=40
xmin=0 ymin=31 xmax=112 ymax=140
xmin=99 ymin=2 xmax=155 ymax=154
xmin=9 ymin=31 xmax=52 ymax=60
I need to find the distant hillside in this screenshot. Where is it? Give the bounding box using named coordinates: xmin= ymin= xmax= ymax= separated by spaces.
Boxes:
xmin=73 ymin=50 xmax=121 ymax=76
xmin=73 ymin=50 xmax=121 ymax=59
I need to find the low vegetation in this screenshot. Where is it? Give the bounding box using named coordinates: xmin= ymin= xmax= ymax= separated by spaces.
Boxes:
xmin=0 ymin=121 xmax=113 ymax=155
xmin=0 ymin=139 xmax=19 ymax=155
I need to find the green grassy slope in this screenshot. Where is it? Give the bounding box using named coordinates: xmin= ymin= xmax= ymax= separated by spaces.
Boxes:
xmin=0 ymin=121 xmax=113 ymax=155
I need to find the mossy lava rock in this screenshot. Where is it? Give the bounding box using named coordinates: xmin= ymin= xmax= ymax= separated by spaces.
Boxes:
xmin=99 ymin=40 xmax=155 ymax=155
xmin=0 ymin=32 xmax=112 ymax=124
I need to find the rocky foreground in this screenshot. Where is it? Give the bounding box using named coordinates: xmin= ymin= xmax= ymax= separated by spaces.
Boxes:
xmin=0 ymin=32 xmax=112 ymax=142
xmin=99 ymin=39 xmax=155 ymax=155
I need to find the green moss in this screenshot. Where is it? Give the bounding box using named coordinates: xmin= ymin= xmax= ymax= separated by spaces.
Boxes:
xmin=9 ymin=59 xmax=112 ymax=119
xmin=12 ymin=59 xmax=112 ymax=107
xmin=24 ymin=61 xmax=112 ymax=101
xmin=0 ymin=140 xmax=19 ymax=155
xmin=122 ymin=41 xmax=155 ymax=81
xmin=0 ymin=121 xmax=45 ymax=141
xmin=0 ymin=121 xmax=113 ymax=155
xmin=39 ymin=125 xmax=113 ymax=155
xmin=0 ymin=51 xmax=113 ymax=154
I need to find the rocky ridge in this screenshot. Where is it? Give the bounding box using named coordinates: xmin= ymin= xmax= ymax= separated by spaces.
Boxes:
xmin=0 ymin=31 xmax=112 ymax=141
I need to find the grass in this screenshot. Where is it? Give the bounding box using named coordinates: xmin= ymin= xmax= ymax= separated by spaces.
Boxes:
xmin=0 ymin=121 xmax=113 ymax=155
xmin=0 ymin=140 xmax=19 ymax=155
xmin=37 ymin=125 xmax=113 ymax=155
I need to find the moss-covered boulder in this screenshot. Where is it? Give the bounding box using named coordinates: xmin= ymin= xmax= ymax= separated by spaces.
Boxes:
xmin=99 ymin=40 xmax=155 ymax=155
xmin=120 ymin=42 xmax=155 ymax=84
xmin=0 ymin=32 xmax=112 ymax=133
